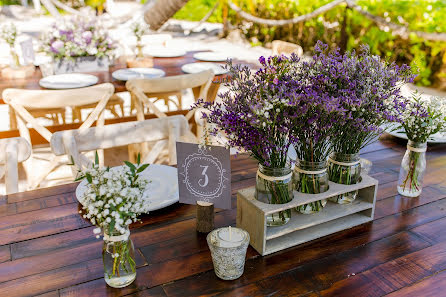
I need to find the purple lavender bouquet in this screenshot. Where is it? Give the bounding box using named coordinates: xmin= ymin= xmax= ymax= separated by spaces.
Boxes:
xmin=199 ymin=56 xmax=301 ymax=225
xmin=41 ymin=16 xmax=116 ymax=60
xmin=308 ymin=42 xmax=414 ymax=204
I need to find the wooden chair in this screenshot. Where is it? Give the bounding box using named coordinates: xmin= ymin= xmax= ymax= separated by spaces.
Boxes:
xmin=2 ymin=83 xmax=115 ymax=189
xmin=126 ymin=69 xmax=214 ymax=124
xmin=50 ymin=115 xmax=192 ymax=173
xmin=0 ymin=137 xmax=31 ymax=194
xmin=72 ymin=94 xmax=125 ymax=121
xmin=126 ymin=70 xmax=214 ymax=161
xmin=272 ymin=40 xmax=304 ymax=57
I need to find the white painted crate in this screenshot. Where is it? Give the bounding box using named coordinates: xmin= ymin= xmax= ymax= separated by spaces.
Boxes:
xmin=236 ymin=174 xmax=378 ymax=256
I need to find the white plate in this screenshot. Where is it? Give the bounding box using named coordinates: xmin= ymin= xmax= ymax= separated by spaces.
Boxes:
xmin=193 ymin=52 xmax=230 ymax=62
xmin=75 ymin=164 xmax=179 ymax=212
xmin=181 ymin=62 xmax=228 ymax=75
xmin=39 ymin=73 xmax=98 ymax=89
xmin=144 ymin=48 xmax=186 ymax=58
xmin=112 ymin=68 xmax=166 ymax=81
xmin=385 ymin=124 xmax=446 ymax=144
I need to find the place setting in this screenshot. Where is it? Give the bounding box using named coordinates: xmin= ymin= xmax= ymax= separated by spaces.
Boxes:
xmin=111 ymin=67 xmax=166 ymax=81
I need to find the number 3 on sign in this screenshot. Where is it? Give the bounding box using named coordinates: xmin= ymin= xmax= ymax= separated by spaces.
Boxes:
xmin=198 ymin=165 xmax=209 ymax=187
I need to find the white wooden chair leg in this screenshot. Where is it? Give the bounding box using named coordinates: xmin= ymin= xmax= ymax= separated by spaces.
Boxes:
xmin=168 ymin=122 xmax=180 ymax=165
xmin=5 ymin=141 xmax=19 ymax=194
xmin=28 ymin=156 xmax=63 ymax=190
xmin=143 ymin=140 xmax=167 ymax=164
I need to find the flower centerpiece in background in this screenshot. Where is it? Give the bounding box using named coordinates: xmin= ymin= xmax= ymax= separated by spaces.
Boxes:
xmin=0 ymin=23 xmax=19 ymax=67
xmin=127 ymin=19 xmax=153 ymax=68
xmin=130 ymin=20 xmax=149 ymax=58
xmin=41 ymin=16 xmax=116 ymax=74
xmin=397 ymin=93 xmax=446 ymax=197
xmin=306 ymin=42 xmax=414 ymax=204
xmin=199 ymin=57 xmax=300 ymax=226
xmin=76 ymin=154 xmax=150 ymax=288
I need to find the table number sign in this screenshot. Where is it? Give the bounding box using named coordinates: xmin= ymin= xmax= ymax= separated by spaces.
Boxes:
xmin=20 ymin=38 xmax=35 ymax=65
xmin=176 ymin=142 xmax=231 ymax=209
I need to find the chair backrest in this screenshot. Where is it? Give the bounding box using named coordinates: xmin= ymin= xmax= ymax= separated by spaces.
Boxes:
xmin=3 ymin=83 xmax=115 ymax=143
xmin=50 ymin=115 xmax=191 ymax=169
xmin=272 ymin=40 xmax=303 ymax=57
xmin=0 ymin=137 xmax=31 ymax=194
xmin=126 ymin=70 xmax=214 ymax=121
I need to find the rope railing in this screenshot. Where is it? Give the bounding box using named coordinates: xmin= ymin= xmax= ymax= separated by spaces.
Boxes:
xmin=228 ymin=0 xmax=345 ymax=27
xmin=227 ymin=0 xmax=446 ymax=42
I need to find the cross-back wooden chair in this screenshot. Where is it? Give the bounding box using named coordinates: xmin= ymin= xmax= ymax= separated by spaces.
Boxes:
xmin=3 ymin=83 xmax=115 ymax=189
xmin=0 ymin=137 xmax=31 ymax=194
xmin=50 ymin=115 xmax=192 ymax=174
xmin=126 ymin=70 xmax=214 ymax=161
xmin=126 ymin=69 xmax=214 ymax=124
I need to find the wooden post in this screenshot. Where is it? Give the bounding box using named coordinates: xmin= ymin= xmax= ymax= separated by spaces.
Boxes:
xmin=196 ymin=201 xmax=214 ymax=233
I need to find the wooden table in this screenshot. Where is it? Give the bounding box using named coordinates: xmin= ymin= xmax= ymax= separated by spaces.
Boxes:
xmin=0 ymin=51 xmax=252 ymax=104
xmin=1 ymin=135 xmax=446 ymax=296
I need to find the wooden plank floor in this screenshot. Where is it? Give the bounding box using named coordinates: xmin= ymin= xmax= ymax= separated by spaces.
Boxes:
xmin=0 ymin=134 xmax=445 ymax=296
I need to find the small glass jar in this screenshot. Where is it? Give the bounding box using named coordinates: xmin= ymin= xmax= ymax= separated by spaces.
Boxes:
xmin=136 ymin=41 xmax=144 ymax=58
xmin=255 ymin=163 xmax=293 ymax=226
xmin=103 ymin=227 xmax=136 ymax=288
xmin=10 ymin=48 xmax=20 ymax=68
xmin=397 ymin=140 xmax=427 ymax=197
xmin=293 ymin=160 xmax=329 ymax=214
xmin=207 ymin=227 xmax=250 ymax=280
xmin=328 ymin=152 xmax=361 ymax=204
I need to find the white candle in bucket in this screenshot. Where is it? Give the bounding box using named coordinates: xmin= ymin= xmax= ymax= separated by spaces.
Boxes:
xmin=207 ymin=226 xmax=250 ymax=280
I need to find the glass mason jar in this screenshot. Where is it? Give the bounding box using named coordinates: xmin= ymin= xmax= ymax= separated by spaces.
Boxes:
xmin=397 ymin=140 xmax=427 ymax=197
xmin=10 ymin=49 xmax=20 ymax=68
xmin=293 ymin=160 xmax=329 ymax=214
xmin=103 ymin=227 xmax=136 ymax=288
xmin=255 ymin=163 xmax=293 ymax=226
xmin=328 ymin=152 xmax=362 ymax=204
xmin=136 ymin=41 xmax=144 ymax=58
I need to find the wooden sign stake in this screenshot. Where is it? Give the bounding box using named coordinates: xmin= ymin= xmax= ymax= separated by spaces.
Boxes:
xmin=196 ymin=201 xmax=214 ymax=233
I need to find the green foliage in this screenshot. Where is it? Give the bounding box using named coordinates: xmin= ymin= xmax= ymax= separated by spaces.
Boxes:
xmin=175 ymin=0 xmax=446 ymax=87
xmin=174 ymin=0 xmax=222 ymax=22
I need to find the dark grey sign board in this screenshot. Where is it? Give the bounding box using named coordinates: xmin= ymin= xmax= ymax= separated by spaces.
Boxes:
xmin=176 ymin=142 xmax=231 ymax=209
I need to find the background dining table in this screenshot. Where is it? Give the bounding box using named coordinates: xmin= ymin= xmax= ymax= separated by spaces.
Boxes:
xmin=0 ymin=51 xmax=252 ymax=104
xmin=0 ymin=134 xmax=446 ymax=296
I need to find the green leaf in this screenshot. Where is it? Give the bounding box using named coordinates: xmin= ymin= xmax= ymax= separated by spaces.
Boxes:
xmin=68 ymin=155 xmax=75 ymax=166
xmin=124 ymin=161 xmax=136 ymax=171
xmin=85 ymin=173 xmax=92 ymax=183
xmin=95 ymin=151 xmax=99 ymax=165
xmin=108 ymin=219 xmax=115 ymax=235
xmin=136 ymin=163 xmax=150 ymax=173
xmin=137 ymin=153 xmax=141 ymax=165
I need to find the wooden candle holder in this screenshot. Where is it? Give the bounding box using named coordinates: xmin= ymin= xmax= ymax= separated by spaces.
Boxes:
xmin=1 ymin=65 xmax=35 ymax=79
xmin=126 ymin=57 xmax=154 ymax=68
xmin=236 ymin=174 xmax=378 ymax=256
xmin=196 ymin=201 xmax=214 ymax=233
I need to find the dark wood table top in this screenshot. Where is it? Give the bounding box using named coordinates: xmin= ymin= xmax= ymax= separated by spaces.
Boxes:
xmin=0 ymin=51 xmax=253 ymax=104
xmin=1 ymin=135 xmax=446 ymax=296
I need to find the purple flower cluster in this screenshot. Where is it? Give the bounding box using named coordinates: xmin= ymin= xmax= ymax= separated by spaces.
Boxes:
xmin=306 ymin=41 xmax=415 ymax=154
xmin=41 ymin=16 xmax=116 ymax=60
xmin=199 ymin=56 xmax=301 ymax=167
xmin=199 ymin=41 xmax=414 ymax=166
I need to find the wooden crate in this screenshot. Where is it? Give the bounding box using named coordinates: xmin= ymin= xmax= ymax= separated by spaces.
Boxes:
xmin=236 ymin=174 xmax=378 ymax=256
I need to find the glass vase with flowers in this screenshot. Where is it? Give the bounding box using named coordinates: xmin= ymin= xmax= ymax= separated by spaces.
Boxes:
xmin=198 ymin=56 xmax=302 ymax=226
